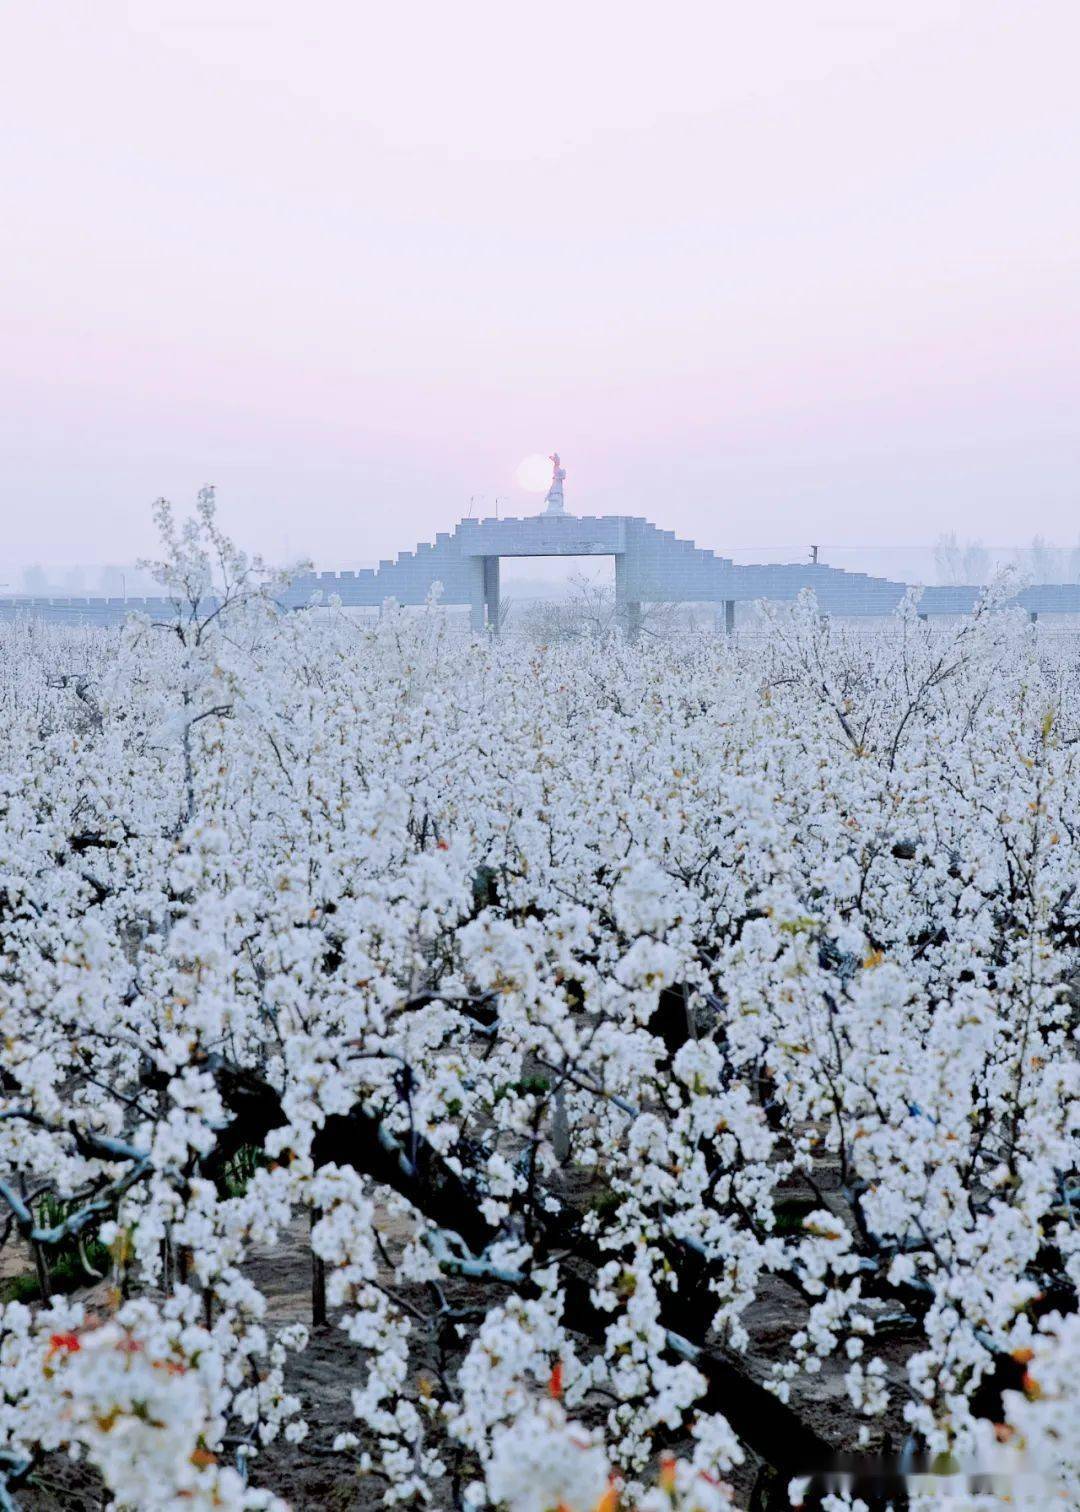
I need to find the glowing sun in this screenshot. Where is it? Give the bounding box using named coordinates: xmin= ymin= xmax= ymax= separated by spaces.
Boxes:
xmin=515 ymin=453 xmax=552 ymax=493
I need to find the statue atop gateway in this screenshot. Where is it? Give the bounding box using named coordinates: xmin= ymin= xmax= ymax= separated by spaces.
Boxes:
xmin=543 ymin=452 xmax=567 ymax=516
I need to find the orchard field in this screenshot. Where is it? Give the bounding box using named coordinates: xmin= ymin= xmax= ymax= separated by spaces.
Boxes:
xmin=0 ymin=499 xmax=1076 ymax=1511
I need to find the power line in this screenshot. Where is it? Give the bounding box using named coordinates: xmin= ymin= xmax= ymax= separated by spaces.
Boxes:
xmin=725 ymin=544 xmax=1078 ymax=552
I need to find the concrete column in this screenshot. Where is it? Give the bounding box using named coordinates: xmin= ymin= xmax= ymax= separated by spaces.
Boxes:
xmin=483 ymin=556 xmax=500 ymax=634
xmin=723 ymin=599 xmax=736 ymax=635
xmin=614 ymin=553 xmax=641 ymax=640
xmin=469 ymin=557 xmax=485 ymax=632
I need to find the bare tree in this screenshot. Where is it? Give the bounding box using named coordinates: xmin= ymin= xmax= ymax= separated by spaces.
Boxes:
xmin=516 ymin=575 xmax=681 ymax=642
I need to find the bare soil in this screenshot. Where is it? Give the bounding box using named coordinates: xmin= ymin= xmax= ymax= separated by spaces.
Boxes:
xmin=14 ymin=1175 xmax=916 ymax=1510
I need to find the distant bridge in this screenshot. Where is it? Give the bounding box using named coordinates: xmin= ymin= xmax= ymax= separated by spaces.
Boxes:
xmin=4 ymin=513 xmax=1079 ymax=630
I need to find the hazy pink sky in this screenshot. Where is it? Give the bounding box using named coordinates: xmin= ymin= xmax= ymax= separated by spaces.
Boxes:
xmin=2 ymin=1 xmax=1078 ymax=570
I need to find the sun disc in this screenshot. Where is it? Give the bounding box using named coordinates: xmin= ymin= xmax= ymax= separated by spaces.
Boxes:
xmin=515 ymin=453 xmax=552 ymax=493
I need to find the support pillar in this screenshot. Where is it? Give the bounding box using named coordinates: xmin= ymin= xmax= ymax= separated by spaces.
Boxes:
xmin=469 ymin=557 xmax=485 ymax=632
xmin=614 ymin=553 xmax=641 ymax=641
xmin=722 ymin=599 xmax=735 ymax=635
xmin=483 ymin=556 xmax=500 ymax=635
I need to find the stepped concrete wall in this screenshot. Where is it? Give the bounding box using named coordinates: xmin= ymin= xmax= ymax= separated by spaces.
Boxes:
xmin=0 ymin=596 xmax=181 ymax=626
xmin=5 ymin=514 xmax=1080 ymax=627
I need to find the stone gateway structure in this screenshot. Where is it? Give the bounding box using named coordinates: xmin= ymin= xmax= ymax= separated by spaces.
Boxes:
xmin=290 ymin=512 xmax=928 ymax=633
xmin=5 ymin=493 xmax=1080 ymax=630
xmin=281 ymin=513 xmax=1080 ymax=631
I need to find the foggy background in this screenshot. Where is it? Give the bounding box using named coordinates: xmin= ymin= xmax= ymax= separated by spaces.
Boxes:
xmin=2 ymin=2 xmax=1078 ymax=586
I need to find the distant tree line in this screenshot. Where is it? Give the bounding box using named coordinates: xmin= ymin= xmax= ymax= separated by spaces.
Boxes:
xmin=934 ymin=531 xmax=1080 ymax=585
xmin=14 ymin=563 xmax=162 ymax=597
